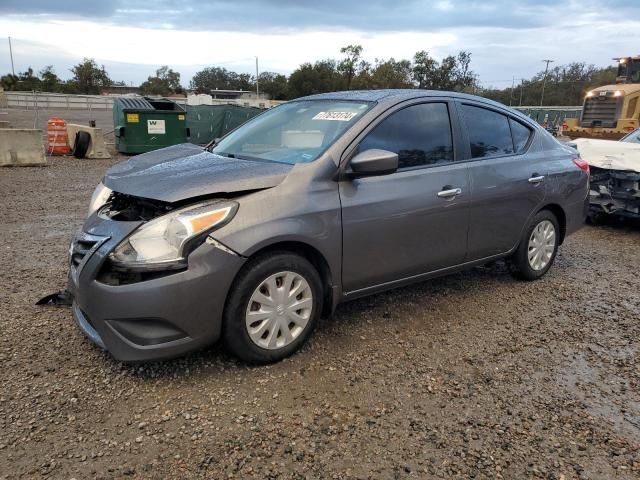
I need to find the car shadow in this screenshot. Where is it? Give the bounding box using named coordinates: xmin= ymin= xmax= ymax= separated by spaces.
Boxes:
xmin=110 ymin=260 xmax=518 ymax=380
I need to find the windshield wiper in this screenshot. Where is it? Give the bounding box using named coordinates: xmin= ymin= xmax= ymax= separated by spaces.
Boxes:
xmin=214 ymin=152 xmax=236 ymax=159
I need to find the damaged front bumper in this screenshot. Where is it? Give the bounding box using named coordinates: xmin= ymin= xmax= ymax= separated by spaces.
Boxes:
xmin=67 ymin=214 xmax=246 ymax=362
xmin=589 ymin=167 xmax=640 ymax=219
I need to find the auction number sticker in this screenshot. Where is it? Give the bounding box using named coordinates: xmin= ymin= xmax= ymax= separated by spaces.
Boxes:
xmin=147 ymin=119 xmax=166 ymax=134
xmin=126 ymin=113 xmax=139 ymax=123
xmin=312 ymin=111 xmax=358 ymax=121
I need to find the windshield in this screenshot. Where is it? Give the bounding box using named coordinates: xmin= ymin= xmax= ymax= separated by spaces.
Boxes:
xmin=211 ymin=100 xmax=372 ymax=164
xmin=620 ymin=129 xmax=640 ymax=144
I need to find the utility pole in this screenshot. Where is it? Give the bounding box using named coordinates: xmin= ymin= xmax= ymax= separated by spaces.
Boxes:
xmin=255 ymin=56 xmax=259 ymax=99
xmin=519 ymin=78 xmax=524 ymax=106
xmin=540 ymin=59 xmax=554 ymax=106
xmin=509 ymin=77 xmax=515 ymax=106
xmin=8 ymin=36 xmax=15 ymax=76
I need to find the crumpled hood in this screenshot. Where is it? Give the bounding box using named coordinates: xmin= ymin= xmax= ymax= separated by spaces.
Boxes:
xmin=103 ymin=143 xmax=293 ymax=203
xmin=572 ymin=138 xmax=640 ymax=173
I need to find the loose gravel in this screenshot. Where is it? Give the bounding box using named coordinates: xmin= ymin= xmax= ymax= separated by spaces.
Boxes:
xmin=1 ymin=153 xmax=639 ymax=479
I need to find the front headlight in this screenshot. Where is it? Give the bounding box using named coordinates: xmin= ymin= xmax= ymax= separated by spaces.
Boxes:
xmin=109 ymin=201 xmax=237 ymax=269
xmin=88 ymin=182 xmax=113 ymax=217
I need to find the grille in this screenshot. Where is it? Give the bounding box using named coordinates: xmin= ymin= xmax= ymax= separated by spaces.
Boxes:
xmin=69 ymin=233 xmax=106 ymax=271
xmin=581 ymin=96 xmax=620 ymax=128
xmin=71 ymin=238 xmax=98 ymax=268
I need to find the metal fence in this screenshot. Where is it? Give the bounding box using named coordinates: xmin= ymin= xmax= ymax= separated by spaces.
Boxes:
xmin=6 ymin=92 xmax=114 ymax=110
xmin=4 ymin=92 xmax=282 ymax=110
xmin=514 ymin=106 xmax=583 ymax=124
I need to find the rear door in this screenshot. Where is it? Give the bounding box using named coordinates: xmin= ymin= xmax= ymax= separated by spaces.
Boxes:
xmin=457 ymin=102 xmax=547 ymax=260
xmin=339 ymin=100 xmax=470 ymax=293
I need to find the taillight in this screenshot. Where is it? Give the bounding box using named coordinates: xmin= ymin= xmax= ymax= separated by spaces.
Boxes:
xmin=572 ymin=158 xmax=590 ymax=175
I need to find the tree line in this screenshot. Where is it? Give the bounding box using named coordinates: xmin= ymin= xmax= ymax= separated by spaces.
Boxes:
xmin=480 ymin=63 xmax=617 ymax=106
xmin=1 ymin=59 xmax=114 ymax=95
xmin=190 ymin=46 xmax=477 ymax=99
xmin=0 ymin=47 xmax=619 ymax=106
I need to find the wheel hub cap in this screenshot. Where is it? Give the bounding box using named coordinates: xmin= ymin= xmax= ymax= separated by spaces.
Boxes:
xmin=527 ymin=220 xmax=556 ymax=271
xmin=245 ymin=271 xmax=313 ymax=350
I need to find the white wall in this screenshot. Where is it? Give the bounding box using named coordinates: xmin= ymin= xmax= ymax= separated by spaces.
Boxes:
xmin=5 ymin=92 xmax=283 ymax=110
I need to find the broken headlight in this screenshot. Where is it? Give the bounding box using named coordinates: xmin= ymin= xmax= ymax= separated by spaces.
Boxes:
xmin=88 ymin=182 xmax=113 ymax=217
xmin=109 ymin=201 xmax=237 ymax=269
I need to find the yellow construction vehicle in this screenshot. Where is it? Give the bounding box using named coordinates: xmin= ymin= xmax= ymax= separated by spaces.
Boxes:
xmin=564 ymin=56 xmax=640 ymax=140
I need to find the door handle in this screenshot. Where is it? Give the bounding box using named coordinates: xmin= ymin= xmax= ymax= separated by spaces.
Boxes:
xmin=528 ymin=175 xmax=545 ymax=184
xmin=437 ymin=188 xmax=462 ymax=199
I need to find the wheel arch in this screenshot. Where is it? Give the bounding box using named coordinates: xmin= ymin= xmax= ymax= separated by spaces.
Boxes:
xmin=538 ymin=203 xmax=567 ymax=244
xmin=240 ymin=240 xmax=336 ymax=318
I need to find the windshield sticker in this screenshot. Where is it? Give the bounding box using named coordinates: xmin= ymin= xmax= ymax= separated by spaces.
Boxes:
xmin=312 ymin=111 xmax=359 ymax=121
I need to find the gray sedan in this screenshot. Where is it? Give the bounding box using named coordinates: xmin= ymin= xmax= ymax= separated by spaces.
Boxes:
xmin=69 ymin=90 xmax=589 ymax=363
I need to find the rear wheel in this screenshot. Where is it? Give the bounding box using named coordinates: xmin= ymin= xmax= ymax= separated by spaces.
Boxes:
xmin=511 ymin=210 xmax=559 ymax=281
xmin=222 ymin=252 xmax=322 ymax=364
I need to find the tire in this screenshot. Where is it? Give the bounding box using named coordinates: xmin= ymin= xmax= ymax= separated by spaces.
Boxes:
xmin=222 ymin=252 xmax=323 ymax=364
xmin=586 ymin=212 xmax=604 ymax=225
xmin=511 ymin=210 xmax=560 ymax=281
xmin=72 ymin=131 xmax=91 ymax=159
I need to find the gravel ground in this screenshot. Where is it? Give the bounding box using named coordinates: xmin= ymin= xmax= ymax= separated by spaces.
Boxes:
xmin=1 ymin=152 xmax=639 ymax=479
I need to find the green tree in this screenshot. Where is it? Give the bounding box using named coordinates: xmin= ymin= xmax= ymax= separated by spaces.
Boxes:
xmin=140 ymin=66 xmax=182 ymax=96
xmin=14 ymin=67 xmax=42 ymax=91
xmin=481 ymin=62 xmax=617 ymax=106
xmin=412 ymin=50 xmax=438 ymax=88
xmin=370 ymin=58 xmax=413 ymax=89
xmin=39 ymin=65 xmax=61 ymax=92
xmin=70 ymin=58 xmax=111 ymax=94
xmin=288 ymin=60 xmax=344 ymax=98
xmin=190 ymin=66 xmax=254 ymax=93
xmin=0 ymin=73 xmax=19 ymax=91
xmin=338 ymin=44 xmax=364 ymax=90
xmin=257 ymin=72 xmax=289 ymax=100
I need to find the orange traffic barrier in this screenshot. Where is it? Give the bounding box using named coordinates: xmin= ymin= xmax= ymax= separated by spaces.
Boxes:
xmin=47 ymin=117 xmax=71 ymax=155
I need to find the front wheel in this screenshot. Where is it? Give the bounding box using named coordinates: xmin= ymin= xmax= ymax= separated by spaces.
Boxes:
xmin=222 ymin=252 xmax=322 ymax=364
xmin=511 ymin=210 xmax=560 ymax=281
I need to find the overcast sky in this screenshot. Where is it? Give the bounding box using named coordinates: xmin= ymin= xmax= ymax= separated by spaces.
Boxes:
xmin=0 ymin=0 xmax=638 ymax=89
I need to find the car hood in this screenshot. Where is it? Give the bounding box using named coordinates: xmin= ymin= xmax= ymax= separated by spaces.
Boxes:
xmin=103 ymin=143 xmax=293 ymax=203
xmin=572 ymin=138 xmax=640 ymax=173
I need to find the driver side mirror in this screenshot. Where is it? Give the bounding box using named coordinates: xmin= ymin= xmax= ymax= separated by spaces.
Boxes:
xmin=349 ymin=149 xmax=399 ymax=177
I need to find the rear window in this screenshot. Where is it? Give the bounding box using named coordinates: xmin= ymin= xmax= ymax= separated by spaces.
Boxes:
xmin=461 ymin=104 xmax=514 ymax=159
xmin=510 ymin=119 xmax=532 ymax=152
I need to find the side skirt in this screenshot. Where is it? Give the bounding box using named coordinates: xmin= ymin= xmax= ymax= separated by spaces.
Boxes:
xmin=341 ymin=250 xmax=515 ymax=302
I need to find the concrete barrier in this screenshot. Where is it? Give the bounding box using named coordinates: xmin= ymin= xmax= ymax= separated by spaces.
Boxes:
xmin=66 ymin=124 xmax=111 ymax=159
xmin=0 ymin=129 xmax=47 ymax=166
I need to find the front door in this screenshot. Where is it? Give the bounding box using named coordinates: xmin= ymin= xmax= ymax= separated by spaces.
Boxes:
xmin=340 ymin=101 xmax=470 ymax=293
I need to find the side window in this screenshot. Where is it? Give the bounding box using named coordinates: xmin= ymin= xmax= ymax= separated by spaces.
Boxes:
xmin=359 ymin=103 xmax=453 ymax=169
xmin=510 ymin=119 xmax=532 ymax=152
xmin=461 ymin=104 xmax=514 ymax=158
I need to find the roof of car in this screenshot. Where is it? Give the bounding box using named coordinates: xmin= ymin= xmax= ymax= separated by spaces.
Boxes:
xmin=298 ymin=89 xmax=517 ymax=111
xmin=295 ymin=89 xmax=538 ymax=128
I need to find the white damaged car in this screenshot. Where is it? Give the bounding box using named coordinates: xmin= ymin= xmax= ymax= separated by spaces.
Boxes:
xmin=571 ymin=130 xmax=640 ymax=221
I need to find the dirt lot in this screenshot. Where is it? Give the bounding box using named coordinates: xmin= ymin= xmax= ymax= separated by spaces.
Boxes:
xmin=1 ymin=148 xmax=639 ymax=478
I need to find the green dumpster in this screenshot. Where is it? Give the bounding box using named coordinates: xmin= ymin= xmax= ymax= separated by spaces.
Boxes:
xmin=113 ymin=97 xmax=188 ymax=154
